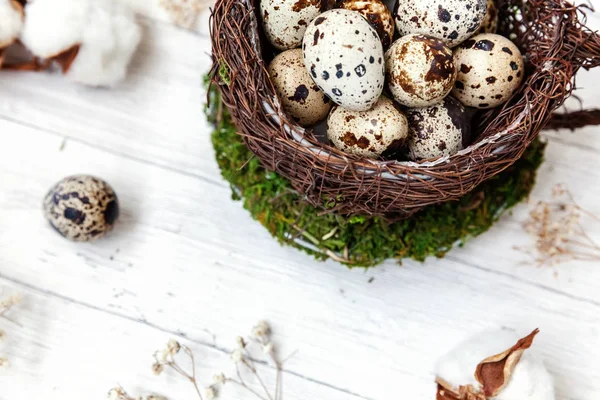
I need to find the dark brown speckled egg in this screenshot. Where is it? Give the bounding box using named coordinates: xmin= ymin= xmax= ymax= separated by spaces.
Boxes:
xmin=407 ymin=96 xmax=472 ymax=160
xmin=341 ymin=0 xmax=395 ymax=49
xmin=43 ymin=175 xmax=119 ymax=241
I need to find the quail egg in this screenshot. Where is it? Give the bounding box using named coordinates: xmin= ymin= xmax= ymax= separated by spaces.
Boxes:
xmin=386 ymin=34 xmax=457 ymax=107
xmin=474 ymin=0 xmax=498 ymax=35
xmin=303 ymin=9 xmax=385 ymax=112
xmin=407 ymin=96 xmax=472 ymax=160
xmin=269 ymin=49 xmax=332 ymax=126
xmin=327 ymin=96 xmax=408 ymax=158
xmin=341 ymin=0 xmax=395 ymax=49
xmin=43 ymin=175 xmax=119 ymax=241
xmin=393 ymin=0 xmax=487 ymax=47
xmin=261 ymin=0 xmax=321 ymax=50
xmin=452 ymin=33 xmax=525 ymax=109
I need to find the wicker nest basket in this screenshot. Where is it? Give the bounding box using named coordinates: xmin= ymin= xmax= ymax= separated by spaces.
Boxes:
xmin=210 ymin=0 xmax=600 ymax=217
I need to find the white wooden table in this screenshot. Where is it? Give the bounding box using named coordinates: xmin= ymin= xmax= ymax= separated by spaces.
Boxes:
xmin=1 ymin=5 xmax=600 ymax=400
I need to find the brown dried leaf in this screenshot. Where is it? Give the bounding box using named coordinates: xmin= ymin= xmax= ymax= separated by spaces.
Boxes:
xmin=436 ymin=378 xmax=461 ymax=400
xmin=435 ymin=378 xmax=486 ymax=400
xmin=475 ymin=329 xmax=540 ymax=397
xmin=0 ymin=49 xmax=6 ymax=69
xmin=52 ymin=44 xmax=81 ymax=74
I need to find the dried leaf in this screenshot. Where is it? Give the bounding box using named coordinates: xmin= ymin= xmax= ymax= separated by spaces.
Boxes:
xmin=475 ymin=329 xmax=540 ymax=397
xmin=52 ymin=45 xmax=81 ymax=74
xmin=436 ymin=378 xmax=486 ymax=400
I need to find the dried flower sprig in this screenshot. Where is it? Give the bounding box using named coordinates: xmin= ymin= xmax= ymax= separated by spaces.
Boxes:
xmin=519 ymin=184 xmax=600 ymax=266
xmin=0 ymin=293 xmax=21 ymax=368
xmin=113 ymin=321 xmax=290 ymax=400
xmin=107 ymin=386 xmax=167 ymax=400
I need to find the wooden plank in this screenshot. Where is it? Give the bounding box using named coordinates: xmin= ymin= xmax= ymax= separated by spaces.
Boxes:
xmin=1 ymin=121 xmax=600 ymax=399
xmin=0 ymin=278 xmax=366 ymax=400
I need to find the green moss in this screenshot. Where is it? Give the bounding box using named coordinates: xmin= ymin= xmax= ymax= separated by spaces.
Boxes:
xmin=206 ymin=82 xmax=545 ymax=267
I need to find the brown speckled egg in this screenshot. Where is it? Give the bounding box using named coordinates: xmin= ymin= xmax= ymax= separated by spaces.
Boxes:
xmin=261 ymin=0 xmax=321 ymax=50
xmin=407 ymin=96 xmax=472 ymax=160
xmin=452 ymin=33 xmax=524 ymax=109
xmin=269 ymin=49 xmax=332 ymax=126
xmin=393 ymin=0 xmax=487 ymax=48
xmin=386 ymin=34 xmax=457 ymax=107
xmin=327 ymin=96 xmax=408 ymax=159
xmin=43 ymin=175 xmax=119 ymax=241
xmin=474 ymin=0 xmax=498 ymax=35
xmin=341 ymin=0 xmax=395 ymax=49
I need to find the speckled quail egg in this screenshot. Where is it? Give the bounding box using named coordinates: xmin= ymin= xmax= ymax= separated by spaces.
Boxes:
xmin=407 ymin=96 xmax=472 ymax=160
xmin=43 ymin=175 xmax=119 ymax=241
xmin=327 ymin=96 xmax=408 ymax=158
xmin=261 ymin=0 xmax=321 ymax=50
xmin=341 ymin=0 xmax=395 ymax=49
xmin=474 ymin=0 xmax=498 ymax=35
xmin=303 ymin=9 xmax=385 ymax=112
xmin=385 ymin=34 xmax=457 ymax=107
xmin=452 ymin=33 xmax=525 ymax=109
xmin=393 ymin=0 xmax=487 ymax=48
xmin=269 ymin=49 xmax=332 ymax=126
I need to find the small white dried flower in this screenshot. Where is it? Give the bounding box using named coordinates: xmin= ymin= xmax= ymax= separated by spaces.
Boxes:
xmin=151 ymin=362 xmax=164 ymax=376
xmin=0 ymin=357 xmax=9 ymax=369
xmin=167 ymin=339 xmax=181 ymax=355
xmin=262 ymin=342 xmax=274 ymax=355
xmin=205 ymin=387 xmax=216 ymax=400
xmin=0 ymin=294 xmax=21 ymax=312
xmin=154 ymin=349 xmax=169 ymax=364
xmin=107 ymin=387 xmax=127 ymax=400
xmin=235 ymin=336 xmax=246 ymax=348
xmin=231 ymin=349 xmax=243 ymax=363
xmin=213 ymin=373 xmax=226 ymax=385
xmin=252 ymin=320 xmax=270 ymax=338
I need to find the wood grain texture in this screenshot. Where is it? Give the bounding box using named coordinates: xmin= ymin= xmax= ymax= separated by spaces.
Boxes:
xmin=0 ymin=8 xmax=600 ymax=400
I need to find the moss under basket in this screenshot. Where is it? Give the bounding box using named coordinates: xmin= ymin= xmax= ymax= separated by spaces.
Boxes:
xmin=206 ymin=83 xmax=545 ymax=268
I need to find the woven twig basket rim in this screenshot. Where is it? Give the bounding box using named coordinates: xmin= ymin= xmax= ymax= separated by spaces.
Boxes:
xmin=210 ymin=0 xmax=600 ymax=216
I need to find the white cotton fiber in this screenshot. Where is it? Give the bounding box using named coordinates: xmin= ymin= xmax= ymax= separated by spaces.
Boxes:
xmin=66 ymin=0 xmax=141 ymax=87
xmin=20 ymin=0 xmax=90 ymax=58
xmin=0 ymin=0 xmax=23 ymax=48
xmin=436 ymin=330 xmax=555 ymax=400
xmin=20 ymin=0 xmax=141 ymax=86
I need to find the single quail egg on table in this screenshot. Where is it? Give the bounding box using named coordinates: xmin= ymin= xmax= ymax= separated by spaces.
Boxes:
xmin=340 ymin=0 xmax=395 ymax=49
xmin=406 ymin=96 xmax=472 ymax=160
xmin=474 ymin=0 xmax=498 ymax=35
xmin=261 ymin=0 xmax=321 ymax=50
xmin=269 ymin=49 xmax=332 ymax=126
xmin=327 ymin=96 xmax=408 ymax=159
xmin=393 ymin=0 xmax=487 ymax=47
xmin=452 ymin=33 xmax=525 ymax=109
xmin=43 ymin=175 xmax=119 ymax=241
xmin=385 ymin=34 xmax=457 ymax=107
xmin=303 ymin=9 xmax=385 ymax=112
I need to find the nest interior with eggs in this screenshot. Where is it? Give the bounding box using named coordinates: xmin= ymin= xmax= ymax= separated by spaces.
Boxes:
xmin=208 ymin=0 xmax=600 ymax=265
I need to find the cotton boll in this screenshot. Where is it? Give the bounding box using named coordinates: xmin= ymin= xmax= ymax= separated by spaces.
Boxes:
xmin=0 ymin=0 xmax=24 ymax=48
xmin=20 ymin=0 xmax=141 ymax=86
xmin=497 ymin=354 xmax=555 ymax=400
xmin=20 ymin=0 xmax=90 ymax=58
xmin=436 ymin=330 xmax=555 ymax=400
xmin=66 ymin=1 xmax=141 ymax=86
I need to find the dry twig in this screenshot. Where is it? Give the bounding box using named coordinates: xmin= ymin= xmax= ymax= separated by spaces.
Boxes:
xmin=519 ymin=184 xmax=600 ymax=266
